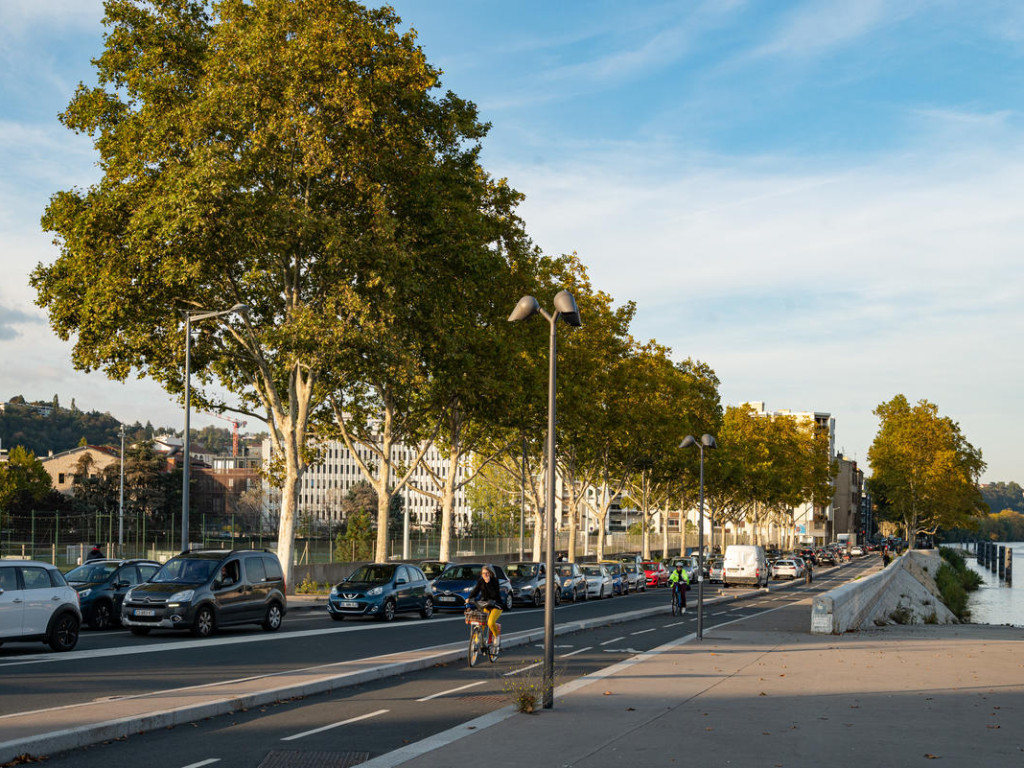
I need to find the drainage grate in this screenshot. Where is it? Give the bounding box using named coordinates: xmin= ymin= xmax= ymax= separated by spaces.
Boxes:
xmin=257 ymin=750 xmax=371 ymax=768
xmin=458 ymin=694 xmax=507 ymax=703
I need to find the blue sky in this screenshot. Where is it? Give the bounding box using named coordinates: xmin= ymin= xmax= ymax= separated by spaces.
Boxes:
xmin=1 ymin=1 xmax=1023 ymax=482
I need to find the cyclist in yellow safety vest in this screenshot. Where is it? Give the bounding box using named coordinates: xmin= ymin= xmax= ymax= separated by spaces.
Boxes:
xmin=668 ymin=562 xmax=690 ymax=612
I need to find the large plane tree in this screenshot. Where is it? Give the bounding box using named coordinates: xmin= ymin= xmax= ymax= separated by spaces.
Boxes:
xmin=33 ymin=0 xmax=518 ymax=583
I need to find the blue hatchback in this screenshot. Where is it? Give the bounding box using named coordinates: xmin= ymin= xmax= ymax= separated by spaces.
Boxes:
xmin=327 ymin=563 xmax=434 ymax=622
xmin=65 ymin=559 xmax=161 ymax=630
xmin=430 ymin=563 xmax=513 ymax=611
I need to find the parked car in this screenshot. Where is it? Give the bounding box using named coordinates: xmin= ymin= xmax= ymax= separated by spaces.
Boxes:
xmin=621 ymin=563 xmax=646 ymax=593
xmin=431 ymin=563 xmax=513 ymax=611
xmin=555 ymin=562 xmax=588 ymax=602
xmin=0 ymin=560 xmax=81 ymax=652
xmin=328 ymin=563 xmax=433 ymax=621
xmin=65 ymin=558 xmax=161 ymax=630
xmin=722 ymin=545 xmax=769 ymax=588
xmin=506 ymin=561 xmax=555 ymax=607
xmin=849 ymin=546 xmax=864 ymax=557
xmin=707 ymin=558 xmax=724 ymax=584
xmin=418 ymin=561 xmax=450 ymax=584
xmin=597 ymin=562 xmax=627 ymax=595
xmin=580 ymin=564 xmax=614 ymax=599
xmin=641 ymin=561 xmax=669 ymax=588
xmin=121 ymin=549 xmax=287 ymax=638
xmin=667 ymin=555 xmax=703 ymax=580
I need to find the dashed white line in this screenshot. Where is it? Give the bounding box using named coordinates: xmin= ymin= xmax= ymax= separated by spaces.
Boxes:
xmin=600 ymin=636 xmax=625 ymax=646
xmin=561 ymin=646 xmax=592 ymax=658
xmin=281 ymin=709 xmax=389 ymax=741
xmin=416 ymin=681 xmax=485 ymax=702
xmin=503 ymin=662 xmax=542 ymax=677
xmin=662 ymin=621 xmax=686 ymax=628
xmin=181 ymin=760 xmax=221 ymax=768
xmin=630 ymin=628 xmax=656 ymax=635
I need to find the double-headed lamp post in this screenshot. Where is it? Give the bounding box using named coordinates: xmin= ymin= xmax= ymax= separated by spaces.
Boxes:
xmin=508 ymin=289 xmax=581 ymax=709
xmin=681 ymin=433 xmax=716 ymax=641
xmin=182 ymin=303 xmax=247 ymax=553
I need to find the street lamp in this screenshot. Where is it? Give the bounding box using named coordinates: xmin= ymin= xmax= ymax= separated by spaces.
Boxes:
xmin=681 ymin=433 xmax=716 ymax=641
xmin=508 ymin=289 xmax=581 ymax=709
xmin=182 ymin=303 xmax=247 ymax=553
xmin=118 ymin=423 xmax=126 ymax=557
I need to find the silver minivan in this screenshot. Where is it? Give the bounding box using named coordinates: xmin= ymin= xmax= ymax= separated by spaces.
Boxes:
xmin=722 ymin=545 xmax=769 ymax=588
xmin=0 ymin=560 xmax=82 ymax=652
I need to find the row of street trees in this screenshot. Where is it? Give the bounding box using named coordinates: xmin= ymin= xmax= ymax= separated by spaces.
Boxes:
xmin=33 ymin=0 xmax=845 ymax=583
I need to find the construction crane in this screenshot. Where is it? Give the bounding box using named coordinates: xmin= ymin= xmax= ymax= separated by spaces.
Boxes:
xmin=209 ymin=413 xmax=248 ymax=457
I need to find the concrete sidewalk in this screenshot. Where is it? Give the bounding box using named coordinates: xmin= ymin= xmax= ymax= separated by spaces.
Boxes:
xmin=365 ymin=600 xmax=1024 ymax=767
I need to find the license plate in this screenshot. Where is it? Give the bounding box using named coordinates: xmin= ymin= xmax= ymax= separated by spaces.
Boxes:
xmin=133 ymin=608 xmax=156 ymax=617
xmin=339 ymin=601 xmax=359 ymax=609
xmin=438 ymin=596 xmax=456 ymax=603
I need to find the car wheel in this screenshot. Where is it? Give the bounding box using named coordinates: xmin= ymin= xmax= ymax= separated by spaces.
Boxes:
xmin=504 ymin=592 xmax=513 ymax=612
xmin=330 ymin=613 xmax=345 ymax=622
xmin=130 ymin=626 xmax=151 ymax=636
xmin=47 ymin=611 xmax=80 ymax=652
xmin=553 ymin=588 xmax=561 ymax=606
xmin=533 ymin=591 xmax=542 ymax=608
xmin=262 ymin=602 xmax=283 ymax=632
xmin=90 ymin=601 xmax=114 ymax=631
xmin=191 ymin=605 xmax=216 ymax=638
xmin=420 ymin=597 xmax=434 ymax=619
xmin=380 ymin=599 xmax=396 ymax=622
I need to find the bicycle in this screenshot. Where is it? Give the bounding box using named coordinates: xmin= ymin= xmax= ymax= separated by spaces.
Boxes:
xmin=465 ymin=603 xmax=501 ymax=667
xmin=670 ymin=580 xmax=687 ymax=616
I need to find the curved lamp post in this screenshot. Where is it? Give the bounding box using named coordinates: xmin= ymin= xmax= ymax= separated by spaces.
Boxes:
xmin=681 ymin=433 xmax=716 ymax=640
xmin=508 ymin=289 xmax=581 ymax=709
xmin=182 ymin=303 xmax=247 ymax=552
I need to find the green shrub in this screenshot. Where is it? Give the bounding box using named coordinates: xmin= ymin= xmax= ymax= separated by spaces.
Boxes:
xmin=936 ymin=564 xmax=970 ymax=621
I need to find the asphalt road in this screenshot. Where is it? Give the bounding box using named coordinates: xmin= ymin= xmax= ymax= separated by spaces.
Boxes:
xmin=8 ymin=560 xmax=872 ymax=768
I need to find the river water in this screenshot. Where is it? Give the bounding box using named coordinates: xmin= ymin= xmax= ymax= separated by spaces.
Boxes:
xmin=950 ymin=542 xmax=1024 ymax=627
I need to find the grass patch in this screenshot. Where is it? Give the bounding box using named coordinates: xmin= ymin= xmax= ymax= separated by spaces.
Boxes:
xmin=889 ymin=605 xmax=913 ymax=625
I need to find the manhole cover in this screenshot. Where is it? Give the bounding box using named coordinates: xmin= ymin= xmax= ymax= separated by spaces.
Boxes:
xmin=257 ymin=750 xmax=371 ymax=768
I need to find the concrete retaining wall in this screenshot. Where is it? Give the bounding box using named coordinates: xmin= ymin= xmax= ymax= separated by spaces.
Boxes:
xmin=811 ymin=550 xmax=955 ymax=634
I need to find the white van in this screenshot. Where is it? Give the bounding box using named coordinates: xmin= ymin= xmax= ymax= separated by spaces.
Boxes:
xmin=722 ymin=545 xmax=768 ymax=588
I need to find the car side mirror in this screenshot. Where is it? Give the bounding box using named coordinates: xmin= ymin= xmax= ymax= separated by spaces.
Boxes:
xmin=115 ymin=580 xmax=130 ymax=589
xmin=395 ymin=577 xmax=407 ymax=586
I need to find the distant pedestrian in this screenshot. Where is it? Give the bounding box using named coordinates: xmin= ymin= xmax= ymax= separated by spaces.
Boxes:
xmin=882 ymin=550 xmax=891 ymax=568
xmin=86 ymin=544 xmax=104 ymax=562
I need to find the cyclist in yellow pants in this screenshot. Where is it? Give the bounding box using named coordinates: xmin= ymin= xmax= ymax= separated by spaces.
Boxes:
xmin=467 ymin=565 xmax=503 ymax=647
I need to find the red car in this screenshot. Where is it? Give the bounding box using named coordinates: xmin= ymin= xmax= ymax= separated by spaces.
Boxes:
xmin=642 ymin=561 xmax=668 ymax=588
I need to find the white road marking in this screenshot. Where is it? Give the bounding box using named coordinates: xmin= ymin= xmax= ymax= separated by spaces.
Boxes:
xmin=630 ymin=628 xmax=656 ymax=635
xmin=662 ymin=621 xmax=686 ymax=628
xmin=599 ymin=636 xmax=625 ymax=646
xmin=602 ymin=648 xmax=643 ymax=654
xmin=561 ymin=646 xmax=592 ymax=657
xmin=503 ymin=662 xmax=542 ymax=677
xmin=281 ymin=708 xmax=388 ymax=741
xmin=181 ymin=760 xmax=221 ymax=768
xmin=416 ymin=681 xmax=485 ymax=702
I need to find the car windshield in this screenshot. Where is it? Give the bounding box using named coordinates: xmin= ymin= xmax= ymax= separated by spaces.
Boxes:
xmin=346 ymin=565 xmax=396 ymax=584
xmin=65 ymin=563 xmax=118 ymax=582
xmin=420 ymin=562 xmax=446 ymax=579
xmin=506 ymin=564 xmax=538 ymax=579
xmin=438 ymin=565 xmax=482 ymax=581
xmin=582 ymin=566 xmax=603 ymax=576
xmin=152 ymin=558 xmax=220 ymax=584
xmin=641 ymin=563 xmax=658 ymax=569
xmin=556 ymin=565 xmax=575 ymax=577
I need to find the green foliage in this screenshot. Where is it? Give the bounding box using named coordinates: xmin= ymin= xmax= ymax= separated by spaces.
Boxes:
xmin=980 ymin=481 xmax=1023 ymax=515
xmin=868 ymin=395 xmax=986 ymax=545
xmin=334 ymin=509 xmax=374 ymax=562
xmin=976 ymin=509 xmax=1024 ymax=542
xmin=0 ymin=398 xmax=124 ymax=456
xmin=0 ymin=445 xmax=53 ymax=521
xmin=935 ymin=564 xmax=970 ymax=621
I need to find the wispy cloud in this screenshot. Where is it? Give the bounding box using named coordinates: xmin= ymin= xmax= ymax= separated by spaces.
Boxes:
xmin=0 ymin=302 xmax=44 ymax=341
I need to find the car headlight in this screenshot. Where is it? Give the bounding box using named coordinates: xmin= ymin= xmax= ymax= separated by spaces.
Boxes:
xmin=462 ymin=586 xmax=473 ymax=593
xmin=521 ymin=585 xmax=533 ymax=593
xmin=330 ymin=585 xmax=339 ymax=597
xmin=367 ymin=586 xmax=383 ymax=596
xmin=168 ymin=589 xmax=194 ymax=604
xmin=563 ymin=580 xmax=572 ymax=587
xmin=79 ymin=588 xmax=92 ymax=598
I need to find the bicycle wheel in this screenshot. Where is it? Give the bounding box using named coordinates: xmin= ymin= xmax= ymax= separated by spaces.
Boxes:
xmin=487 ymin=636 xmax=500 ymax=663
xmin=671 ymin=590 xmax=680 ymax=616
xmin=468 ymin=626 xmax=482 ymax=667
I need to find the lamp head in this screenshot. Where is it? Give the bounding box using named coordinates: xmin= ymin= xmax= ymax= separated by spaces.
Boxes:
xmin=680 ymin=435 xmax=697 ymax=449
xmin=508 ymin=295 xmax=540 ymax=323
xmin=701 ymin=434 xmax=717 ymax=449
xmin=553 ymin=290 xmax=581 ymax=327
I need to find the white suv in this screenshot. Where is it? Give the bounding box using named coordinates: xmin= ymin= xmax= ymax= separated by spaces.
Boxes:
xmin=0 ymin=560 xmax=82 ymax=652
